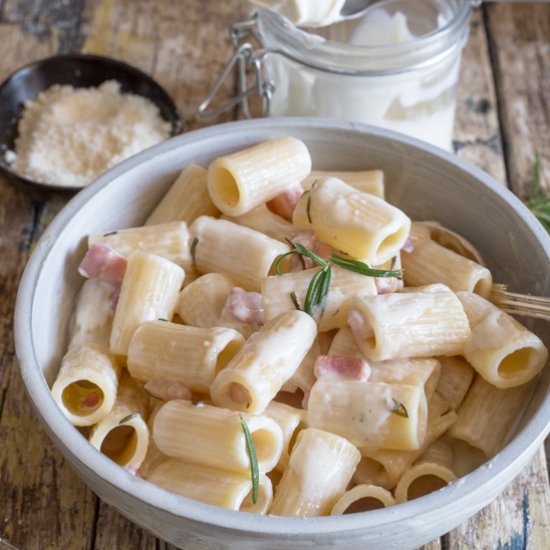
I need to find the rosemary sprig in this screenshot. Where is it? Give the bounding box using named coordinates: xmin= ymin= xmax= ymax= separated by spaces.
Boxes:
xmin=240 ymin=415 xmax=259 ymax=504
xmin=276 ymin=243 xmax=402 ymax=322
xmin=290 ymin=291 xmax=302 ymax=310
xmin=304 ymin=265 xmax=331 ymax=318
xmin=190 ymin=236 xmax=199 ymax=266
xmin=331 ymin=253 xmax=403 ymax=279
xmin=390 ymin=398 xmax=409 ymax=418
xmin=526 ymin=151 xmax=550 ymax=234
xmin=119 ymin=412 xmax=140 ymax=425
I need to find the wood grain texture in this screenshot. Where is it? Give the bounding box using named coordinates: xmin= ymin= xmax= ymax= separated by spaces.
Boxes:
xmin=453 ymin=8 xmax=506 ymax=183
xmin=0 ymin=1 xmax=548 ymax=549
xmin=485 ymin=3 xmax=550 ymax=199
xmin=445 ymin=447 xmax=550 ymax=550
xmin=81 ymin=0 xmax=247 ymax=131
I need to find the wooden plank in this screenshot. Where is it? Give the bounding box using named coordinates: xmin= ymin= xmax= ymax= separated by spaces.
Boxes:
xmin=453 ymin=7 xmax=506 ymax=184
xmin=0 ymin=184 xmax=93 ymax=550
xmin=485 ymin=3 xmax=550 ymax=199
xmin=81 ymin=0 xmax=248 ymax=132
xmin=445 ymin=447 xmax=550 ymax=550
xmin=93 ymin=505 xmax=159 ymax=550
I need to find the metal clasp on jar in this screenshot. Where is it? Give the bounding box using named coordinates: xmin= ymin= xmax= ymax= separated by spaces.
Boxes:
xmin=197 ymin=15 xmax=275 ymax=118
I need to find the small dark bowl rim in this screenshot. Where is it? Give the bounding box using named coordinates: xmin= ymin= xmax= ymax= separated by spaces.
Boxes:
xmin=0 ymin=52 xmax=182 ymax=193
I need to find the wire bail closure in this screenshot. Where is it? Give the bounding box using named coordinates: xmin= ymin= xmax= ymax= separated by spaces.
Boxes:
xmin=196 ymin=15 xmax=274 ymax=119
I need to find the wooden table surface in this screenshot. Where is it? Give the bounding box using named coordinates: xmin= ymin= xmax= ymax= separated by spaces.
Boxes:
xmin=0 ymin=1 xmax=549 ymax=549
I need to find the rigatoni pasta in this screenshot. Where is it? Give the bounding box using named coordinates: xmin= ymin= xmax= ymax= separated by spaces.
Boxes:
xmin=207 ymin=136 xmax=311 ymax=216
xmin=51 ymin=135 xmax=548 ymax=518
xmin=145 ymin=164 xmax=219 ymax=225
xmin=189 ymin=216 xmax=289 ymax=291
xmin=127 ymin=320 xmax=245 ymax=392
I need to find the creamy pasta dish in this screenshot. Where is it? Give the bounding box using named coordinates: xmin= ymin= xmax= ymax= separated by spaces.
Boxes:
xmin=51 ymin=137 xmax=548 ymax=516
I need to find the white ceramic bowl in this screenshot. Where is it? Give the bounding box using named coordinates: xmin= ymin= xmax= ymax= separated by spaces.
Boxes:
xmin=14 ymin=119 xmax=550 ymax=550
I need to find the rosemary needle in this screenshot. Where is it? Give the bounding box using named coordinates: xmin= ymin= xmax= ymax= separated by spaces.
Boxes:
xmin=240 ymin=415 xmax=259 ymax=504
xmin=526 ymin=151 xmax=550 ymax=234
xmin=390 ymin=398 xmax=409 ymax=418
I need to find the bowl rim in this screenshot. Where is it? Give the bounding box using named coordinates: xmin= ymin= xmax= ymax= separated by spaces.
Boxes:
xmin=0 ymin=52 xmax=182 ymax=192
xmin=14 ymin=117 xmax=550 ymax=537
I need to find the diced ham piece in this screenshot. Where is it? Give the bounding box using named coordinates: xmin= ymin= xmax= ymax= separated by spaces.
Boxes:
xmin=313 ymin=355 xmax=371 ymax=382
xmin=78 ymin=243 xmax=127 ymax=286
xmin=225 ymin=287 xmax=264 ymax=326
xmin=401 ymin=238 xmax=414 ymax=254
xmin=124 ymin=465 xmax=139 ymax=476
xmin=348 ymin=309 xmax=374 ymax=342
xmin=289 ymin=230 xmax=333 ymax=271
xmin=144 ymin=378 xmax=192 ymax=402
xmin=375 ymin=276 xmax=402 ymax=295
xmin=266 ymin=185 xmax=303 ymax=220
xmin=80 ymin=392 xmax=101 ymax=409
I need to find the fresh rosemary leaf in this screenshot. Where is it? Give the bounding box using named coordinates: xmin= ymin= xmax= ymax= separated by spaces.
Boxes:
xmin=119 ymin=412 xmax=140 ymax=425
xmin=295 ymin=242 xmax=329 ymax=268
xmin=305 ymin=180 xmax=318 ymax=224
xmin=190 ymin=236 xmax=199 ymax=266
xmin=331 ymin=253 xmax=402 ymax=279
xmin=103 ymin=230 xmax=118 ymax=237
xmin=240 ymin=415 xmax=259 ymax=504
xmin=304 ymin=266 xmax=332 ymax=319
xmin=526 ymin=151 xmax=550 ymax=235
xmin=290 ymin=291 xmax=302 ymax=311
xmin=285 ymin=238 xmax=307 ymax=270
xmin=390 ymin=398 xmax=409 ymax=418
xmin=274 ymin=250 xmax=298 ymax=275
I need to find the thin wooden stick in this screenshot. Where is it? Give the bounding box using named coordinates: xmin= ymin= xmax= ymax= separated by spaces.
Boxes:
xmin=491 ymin=284 xmax=550 ymax=321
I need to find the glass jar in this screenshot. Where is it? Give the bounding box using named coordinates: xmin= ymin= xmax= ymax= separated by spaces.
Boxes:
xmin=199 ymin=0 xmax=474 ymax=151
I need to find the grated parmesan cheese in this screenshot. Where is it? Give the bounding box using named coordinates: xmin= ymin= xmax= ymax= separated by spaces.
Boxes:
xmin=7 ymin=80 xmax=172 ymax=187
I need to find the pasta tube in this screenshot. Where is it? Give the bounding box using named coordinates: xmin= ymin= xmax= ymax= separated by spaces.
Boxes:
xmin=51 ymin=344 xmax=121 ymax=427
xmin=89 ymin=373 xmax=149 ymax=470
xmin=68 ymin=278 xmax=116 ymax=349
xmin=370 ymin=358 xmax=441 ymax=401
xmin=262 ymin=265 xmax=377 ymax=332
xmin=301 ymin=170 xmax=384 ymax=199
xmin=148 ymin=459 xmax=272 ymax=514
xmin=189 ymin=216 xmax=289 ymax=291
xmin=457 ymin=291 xmax=548 ymax=388
xmin=393 ymin=439 xmax=457 ymax=503
xmin=175 ymin=273 xmax=254 ymax=337
xmin=348 ymin=284 xmax=470 ymax=361
xmin=89 ymin=221 xmax=192 ymax=269
xmin=264 ymin=401 xmax=306 ymax=472
xmin=328 ymin=327 xmax=363 ymax=358
xmin=127 ymin=321 xmax=245 ymax=392
xmin=353 ymin=392 xmax=457 ymax=489
xmin=222 ymin=205 xmax=295 ymax=243
xmin=448 ymin=375 xmax=534 ymax=458
xmin=207 ymin=136 xmax=311 ymax=216
xmin=145 ymin=164 xmax=220 ymax=225
xmin=110 ymin=251 xmax=185 ymax=357
xmin=436 ymin=356 xmax=475 ymax=410
xmin=282 ymin=331 xmax=334 ymax=393
xmin=153 ymin=400 xmax=283 ymax=473
xmin=330 ymin=484 xmax=396 ymax=515
xmin=270 ymin=428 xmax=360 ymax=517
xmin=402 ymin=237 xmax=492 ymax=297
xmin=308 ymin=378 xmax=428 ymax=451
xmin=292 ymin=177 xmax=410 ymax=264
xmin=210 ymin=311 xmax=317 ymax=414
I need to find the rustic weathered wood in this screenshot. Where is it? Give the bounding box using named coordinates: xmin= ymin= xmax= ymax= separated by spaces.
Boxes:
xmin=0 ymin=2 xmax=549 ymax=549
xmin=453 ymin=7 xmax=506 ymax=184
xmin=445 ymin=447 xmax=550 ymax=550
xmin=485 ymin=3 xmax=550 ymax=199
xmin=81 ymin=0 xmax=248 ymax=132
